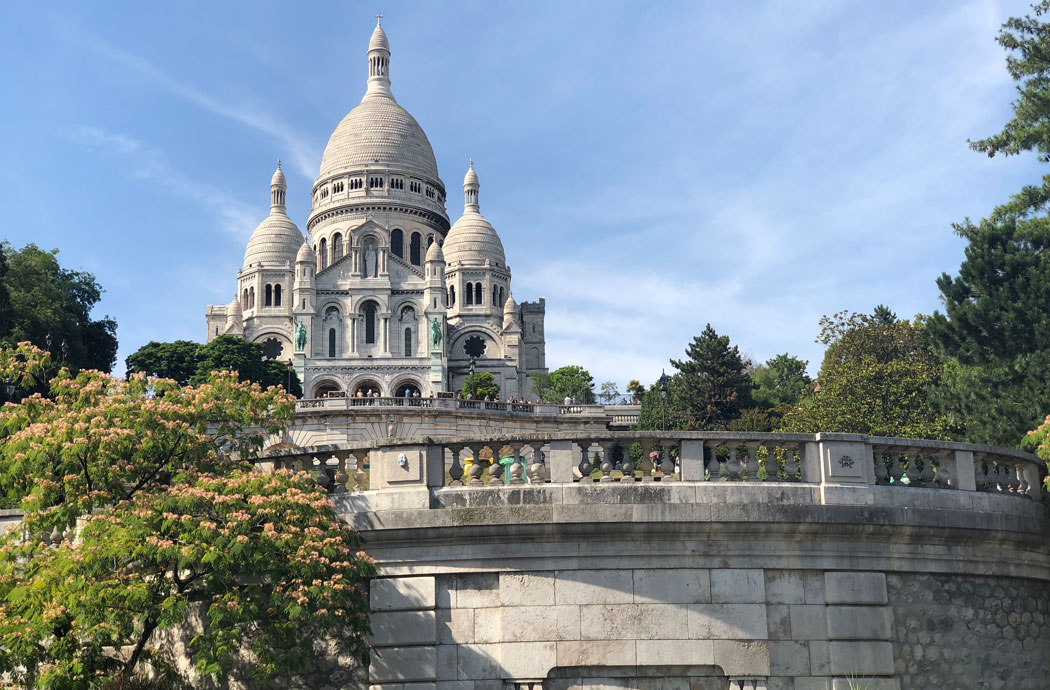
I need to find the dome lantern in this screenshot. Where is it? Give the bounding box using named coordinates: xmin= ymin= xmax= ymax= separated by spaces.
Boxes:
xmin=271 ymin=159 xmax=286 ymax=211
xmin=366 ymin=12 xmax=392 ymax=99
xmin=464 ymin=157 xmax=479 ymax=211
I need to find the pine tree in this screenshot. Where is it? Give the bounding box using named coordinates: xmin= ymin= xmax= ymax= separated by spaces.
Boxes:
xmin=668 ymin=324 xmax=753 ymax=430
xmin=927 ymin=2 xmax=1050 ymax=446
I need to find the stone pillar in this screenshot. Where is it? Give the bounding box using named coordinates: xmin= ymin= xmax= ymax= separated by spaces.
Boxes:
xmin=953 ymin=449 xmax=976 ymax=491
xmin=549 ymin=440 xmax=574 ymax=483
xmin=680 ymin=439 xmax=705 ymax=481
xmin=382 ymin=316 xmax=390 ymax=354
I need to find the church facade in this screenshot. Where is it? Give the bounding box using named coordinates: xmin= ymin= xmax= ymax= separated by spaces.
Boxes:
xmin=205 ymin=16 xmax=547 ymax=400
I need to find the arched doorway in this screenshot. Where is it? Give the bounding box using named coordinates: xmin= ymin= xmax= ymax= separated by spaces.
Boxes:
xmin=351 ymin=379 xmax=383 ymax=398
xmin=313 ymin=380 xmax=342 ymax=398
xmin=394 ymin=381 xmax=422 ymax=398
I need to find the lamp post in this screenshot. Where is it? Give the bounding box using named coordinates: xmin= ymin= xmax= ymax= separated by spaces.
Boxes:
xmin=469 ymin=357 xmax=477 ymax=400
xmin=659 ymin=369 xmax=668 ymax=430
xmin=45 ymin=333 xmax=52 ymax=353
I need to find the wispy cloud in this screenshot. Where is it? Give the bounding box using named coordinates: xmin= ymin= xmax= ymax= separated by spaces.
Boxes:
xmin=65 ymin=25 xmax=318 ymax=179
xmin=70 ymin=126 xmax=257 ymax=238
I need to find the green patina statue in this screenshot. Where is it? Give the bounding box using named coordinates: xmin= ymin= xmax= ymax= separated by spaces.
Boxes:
xmin=430 ymin=318 xmax=442 ymax=351
xmin=294 ymin=318 xmax=307 ymax=352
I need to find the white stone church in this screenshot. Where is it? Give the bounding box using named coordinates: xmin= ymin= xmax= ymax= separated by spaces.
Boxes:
xmin=205 ymin=16 xmax=547 ymax=400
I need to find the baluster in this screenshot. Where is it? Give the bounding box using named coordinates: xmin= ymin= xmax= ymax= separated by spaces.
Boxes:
xmin=934 ymin=451 xmax=952 ymax=488
xmin=620 ymin=443 xmax=636 ymax=482
xmin=890 ymin=451 xmax=907 ymax=485
xmin=723 ymin=445 xmax=740 ymax=481
xmin=762 ymin=443 xmax=779 ymax=480
xmin=599 ymin=442 xmax=617 ymax=483
xmin=577 ymin=442 xmax=595 ymax=482
xmin=783 ymin=444 xmax=799 ymax=481
xmin=659 ymin=441 xmax=676 ymax=481
xmin=488 ymin=447 xmax=505 ymax=486
xmin=873 ymin=446 xmax=889 ymax=484
xmin=706 ymin=442 xmax=721 ymax=481
xmin=973 ymin=453 xmax=987 ymax=491
xmin=638 ymin=441 xmax=655 ymax=481
xmin=333 ymin=456 xmax=349 ymax=493
xmin=745 ymin=443 xmax=760 ymax=482
xmin=1010 ymin=461 xmax=1023 ymax=493
xmin=467 ymin=445 xmax=485 ymax=486
xmin=448 ymin=445 xmax=465 ymax=487
xmin=508 ymin=445 xmax=524 ymax=485
xmin=904 ymin=450 xmax=920 ymax=486
xmin=996 ymin=459 xmax=1012 ymax=493
xmin=527 ymin=454 xmax=544 ymax=483
xmin=352 ymin=451 xmax=368 ymax=492
xmin=919 ymin=451 xmax=935 ymax=486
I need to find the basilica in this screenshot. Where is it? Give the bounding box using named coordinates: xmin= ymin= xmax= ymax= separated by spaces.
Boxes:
xmin=205 ymin=15 xmax=547 ymax=400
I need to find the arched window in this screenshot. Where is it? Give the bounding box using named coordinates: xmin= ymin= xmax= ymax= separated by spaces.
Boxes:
xmin=427 ymin=235 xmax=434 ymax=247
xmin=391 ymin=229 xmax=404 ymax=259
xmin=404 ymin=327 xmax=412 ymax=356
xmin=499 ymin=286 xmax=505 ymax=305
xmin=249 ymin=286 xmax=255 ymax=308
xmin=365 ymin=304 xmax=377 ymax=344
xmin=449 ymin=285 xmax=456 ymax=306
xmin=242 ymin=288 xmax=249 ymax=310
xmin=475 ymin=283 xmax=483 ymax=305
xmin=274 ymin=284 xmax=282 ymax=307
xmin=492 ymin=284 xmax=498 ymax=305
xmin=328 ymin=328 xmax=336 ymax=358
xmin=333 ymin=233 xmax=343 ymax=261
xmin=410 ymin=232 xmax=422 ymax=265
xmin=265 ymin=284 xmax=273 ymax=307
xmin=465 ymin=284 xmax=474 ymax=306
xmin=320 ymin=238 xmax=328 ymax=269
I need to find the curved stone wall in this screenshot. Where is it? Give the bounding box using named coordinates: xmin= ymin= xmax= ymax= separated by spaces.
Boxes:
xmin=304 ymin=432 xmax=1050 ymax=690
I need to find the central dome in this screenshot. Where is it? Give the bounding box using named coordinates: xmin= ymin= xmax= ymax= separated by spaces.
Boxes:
xmin=315 ymin=17 xmax=440 ymax=185
xmin=317 ymin=97 xmax=439 ymax=182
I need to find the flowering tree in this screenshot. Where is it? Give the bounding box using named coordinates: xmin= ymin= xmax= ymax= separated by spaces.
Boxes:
xmin=1022 ymin=415 xmax=1050 ymax=492
xmin=0 ymin=343 xmax=376 ymax=689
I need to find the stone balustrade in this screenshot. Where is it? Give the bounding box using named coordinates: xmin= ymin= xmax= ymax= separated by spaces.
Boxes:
xmin=294 ymin=396 xmax=640 ymax=420
xmin=261 ymin=430 xmax=1048 ymax=504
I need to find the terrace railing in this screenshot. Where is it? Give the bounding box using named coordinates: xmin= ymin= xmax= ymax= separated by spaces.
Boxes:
xmin=264 ymin=431 xmax=1048 ymax=503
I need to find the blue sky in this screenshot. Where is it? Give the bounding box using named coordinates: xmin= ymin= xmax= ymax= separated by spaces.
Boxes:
xmin=0 ymin=1 xmax=1040 ymax=392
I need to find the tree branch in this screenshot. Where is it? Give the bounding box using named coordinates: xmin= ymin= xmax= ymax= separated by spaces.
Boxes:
xmin=124 ymin=432 xmax=183 ymax=502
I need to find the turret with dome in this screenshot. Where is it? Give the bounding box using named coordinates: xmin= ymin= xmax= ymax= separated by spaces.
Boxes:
xmin=205 ymin=14 xmax=546 ymax=399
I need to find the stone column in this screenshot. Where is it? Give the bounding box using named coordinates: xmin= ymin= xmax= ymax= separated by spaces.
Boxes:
xmin=680 ymin=439 xmax=705 ymax=481
xmin=548 ymin=440 xmax=574 ymax=483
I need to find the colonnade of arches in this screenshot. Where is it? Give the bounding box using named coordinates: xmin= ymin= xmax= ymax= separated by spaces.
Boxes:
xmin=241 ymin=282 xmax=286 ymax=310
xmin=309 ymin=377 xmax=423 ymax=399
xmin=314 ymin=229 xmax=437 ymax=273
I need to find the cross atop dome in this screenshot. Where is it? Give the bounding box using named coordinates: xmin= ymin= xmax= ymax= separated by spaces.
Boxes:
xmin=376 ymin=10 xmax=382 ymax=24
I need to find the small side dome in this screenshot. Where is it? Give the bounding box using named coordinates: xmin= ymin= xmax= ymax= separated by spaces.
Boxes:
xmin=244 ymin=166 xmax=305 ymax=269
xmin=425 ymin=239 xmax=444 ymax=263
xmin=503 ymin=291 xmax=518 ymax=315
xmin=228 ymin=295 xmax=242 ymax=316
xmin=296 ymin=240 xmax=313 ymax=263
xmin=444 ymin=160 xmax=505 ymax=266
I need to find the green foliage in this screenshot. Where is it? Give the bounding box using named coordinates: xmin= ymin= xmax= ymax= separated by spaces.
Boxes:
xmin=530 ymin=365 xmax=596 ymax=404
xmin=126 ymin=340 xmax=201 ymax=386
xmin=1021 ymin=414 xmax=1050 ymax=489
xmin=727 ymin=408 xmax=774 ymax=432
xmin=626 ymin=379 xmax=645 ymax=403
xmin=144 ymin=335 xmax=304 ymax=398
xmin=926 ymin=3 xmax=1050 ymax=447
xmin=751 ymin=353 xmax=811 ymax=410
xmin=1 ymin=242 xmax=118 ymax=372
xmin=462 ymin=371 xmax=499 ymax=399
xmin=0 ymin=343 xmax=375 ymax=689
xmin=599 ymin=380 xmax=620 ymax=404
xmin=636 ymin=374 xmax=690 ymax=431
xmin=780 ymin=310 xmax=952 ymax=438
xmin=667 ymin=324 xmax=754 ymax=430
